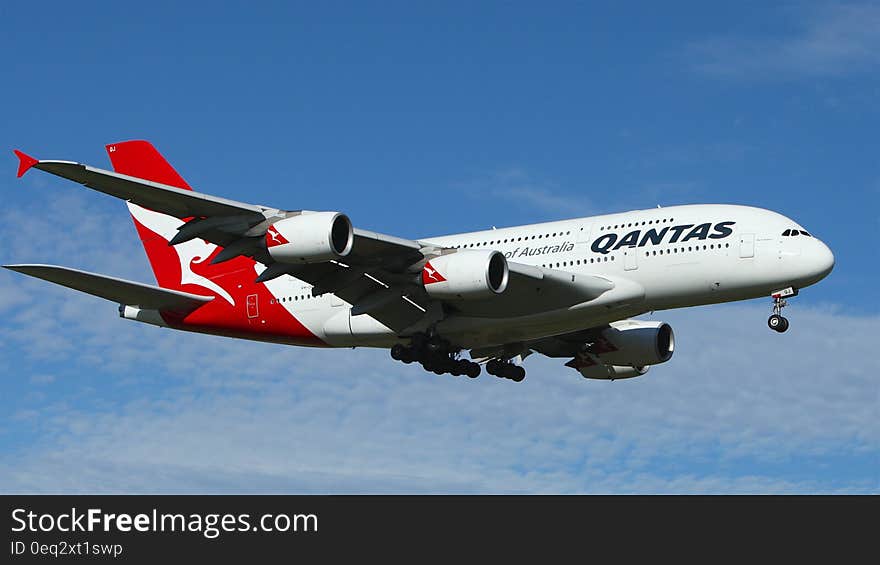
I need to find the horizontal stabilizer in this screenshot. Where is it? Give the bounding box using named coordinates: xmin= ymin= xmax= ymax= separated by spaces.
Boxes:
xmin=4 ymin=264 xmax=213 ymax=312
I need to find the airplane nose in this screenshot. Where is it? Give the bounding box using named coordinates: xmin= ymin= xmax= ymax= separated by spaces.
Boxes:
xmin=813 ymin=240 xmax=835 ymax=281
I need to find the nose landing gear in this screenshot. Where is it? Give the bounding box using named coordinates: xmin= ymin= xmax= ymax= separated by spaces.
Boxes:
xmin=768 ymin=287 xmax=798 ymax=333
xmin=768 ymin=314 xmax=789 ymax=332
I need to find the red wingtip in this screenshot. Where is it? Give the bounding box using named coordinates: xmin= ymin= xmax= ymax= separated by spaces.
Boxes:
xmin=13 ymin=149 xmax=38 ymax=178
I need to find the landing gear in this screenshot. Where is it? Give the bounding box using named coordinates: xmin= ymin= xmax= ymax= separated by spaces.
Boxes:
xmin=389 ymin=336 xmax=481 ymax=378
xmin=486 ymin=358 xmax=526 ymax=382
xmin=768 ymin=314 xmax=789 ymax=333
xmin=768 ymin=287 xmax=797 ymax=333
xmin=390 ymin=335 xmax=528 ymax=381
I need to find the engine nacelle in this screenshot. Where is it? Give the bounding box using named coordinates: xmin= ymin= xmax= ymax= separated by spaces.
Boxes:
xmin=266 ymin=211 xmax=353 ymax=264
xmin=422 ymin=250 xmax=509 ymax=300
xmin=594 ymin=320 xmax=675 ymax=367
xmin=578 ymin=364 xmax=649 ymax=380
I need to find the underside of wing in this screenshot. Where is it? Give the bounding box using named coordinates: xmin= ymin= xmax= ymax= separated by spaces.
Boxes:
xmin=445 ymin=261 xmax=615 ymax=318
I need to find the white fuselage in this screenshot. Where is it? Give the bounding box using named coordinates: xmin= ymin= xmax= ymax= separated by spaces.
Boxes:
xmin=260 ymin=204 xmax=834 ymax=349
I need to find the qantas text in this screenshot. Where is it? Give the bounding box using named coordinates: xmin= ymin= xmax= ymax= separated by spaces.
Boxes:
xmin=590 ymin=221 xmax=736 ymax=254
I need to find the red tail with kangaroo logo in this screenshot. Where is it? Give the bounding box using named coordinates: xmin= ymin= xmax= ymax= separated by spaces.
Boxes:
xmin=105 ymin=140 xmax=323 ymax=345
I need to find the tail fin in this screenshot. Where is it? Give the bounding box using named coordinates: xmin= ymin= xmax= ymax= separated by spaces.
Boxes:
xmin=103 ymin=141 xmax=323 ymax=344
xmin=106 ymin=140 xmax=192 ymax=190
xmin=105 ymin=141 xmax=241 ymax=304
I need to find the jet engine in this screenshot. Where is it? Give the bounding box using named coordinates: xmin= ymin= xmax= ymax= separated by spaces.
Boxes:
xmin=422 ymin=250 xmax=509 ymax=300
xmin=266 ymin=211 xmax=354 ymax=264
xmin=592 ymin=320 xmax=675 ymax=367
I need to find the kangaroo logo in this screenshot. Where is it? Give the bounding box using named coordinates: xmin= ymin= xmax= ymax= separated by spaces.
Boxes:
xmin=421 ymin=262 xmax=446 ymax=285
xmin=265 ymin=225 xmax=289 ymax=248
xmin=129 ymin=203 xmax=236 ymax=306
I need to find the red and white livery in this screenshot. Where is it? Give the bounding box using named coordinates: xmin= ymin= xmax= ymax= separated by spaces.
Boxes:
xmin=7 ymin=141 xmax=834 ymax=382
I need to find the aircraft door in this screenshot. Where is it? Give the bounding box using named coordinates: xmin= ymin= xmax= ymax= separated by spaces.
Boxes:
xmin=246 ymin=294 xmax=259 ymax=318
xmin=576 ymin=223 xmax=592 ymax=258
xmin=623 ymin=248 xmax=638 ymax=271
xmin=739 ymin=233 xmax=755 ymax=258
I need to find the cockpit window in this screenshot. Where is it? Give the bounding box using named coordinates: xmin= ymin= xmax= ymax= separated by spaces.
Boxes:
xmin=791 ymin=230 xmax=799 ymax=236
xmin=782 ymin=229 xmax=791 ymax=236
xmin=799 ymin=230 xmax=811 ymax=237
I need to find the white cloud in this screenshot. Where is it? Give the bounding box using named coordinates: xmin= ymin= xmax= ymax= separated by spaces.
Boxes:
xmin=456 ymin=168 xmax=597 ymax=218
xmin=686 ymin=3 xmax=880 ymax=80
xmin=0 ymin=298 xmax=876 ymax=493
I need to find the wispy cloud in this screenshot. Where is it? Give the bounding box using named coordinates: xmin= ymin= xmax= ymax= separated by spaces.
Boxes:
xmin=686 ymin=3 xmax=880 ymax=80
xmin=456 ymin=168 xmax=596 ymax=218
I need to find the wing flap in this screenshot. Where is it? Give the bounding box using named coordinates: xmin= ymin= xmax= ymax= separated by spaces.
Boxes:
xmin=4 ymin=264 xmax=213 ymax=313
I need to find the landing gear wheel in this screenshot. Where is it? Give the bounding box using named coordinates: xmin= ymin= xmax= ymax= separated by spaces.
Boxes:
xmin=510 ymin=366 xmax=526 ymax=382
xmin=776 ymin=316 xmax=789 ymax=333
xmin=390 ymin=344 xmax=406 ymax=361
xmin=486 ymin=359 xmax=501 ymax=376
xmin=465 ymin=362 xmax=481 ymax=379
xmin=768 ymin=314 xmax=790 ymax=332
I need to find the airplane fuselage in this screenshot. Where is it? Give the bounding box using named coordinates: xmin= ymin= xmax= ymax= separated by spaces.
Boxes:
xmin=175 ymin=203 xmax=832 ymax=350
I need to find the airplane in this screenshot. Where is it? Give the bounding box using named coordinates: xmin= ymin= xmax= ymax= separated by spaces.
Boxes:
xmin=6 ymin=141 xmax=834 ymax=382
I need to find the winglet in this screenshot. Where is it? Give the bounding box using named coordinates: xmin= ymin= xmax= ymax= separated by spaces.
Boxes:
xmin=13 ymin=150 xmax=38 ymax=178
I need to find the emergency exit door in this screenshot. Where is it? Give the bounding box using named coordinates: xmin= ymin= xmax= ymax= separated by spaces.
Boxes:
xmin=623 ymin=248 xmax=638 ymax=271
xmin=246 ymin=294 xmax=259 ymax=318
xmin=739 ymin=233 xmax=755 ymax=258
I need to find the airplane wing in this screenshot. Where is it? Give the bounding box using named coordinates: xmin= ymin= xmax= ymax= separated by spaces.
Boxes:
xmin=12 ymin=147 xmax=621 ymax=334
xmin=13 ymin=149 xmax=431 ymax=332
xmin=448 ymin=261 xmax=615 ymax=318
xmin=4 ymin=264 xmax=214 ymax=313
xmin=13 ymin=151 xmax=424 ymax=270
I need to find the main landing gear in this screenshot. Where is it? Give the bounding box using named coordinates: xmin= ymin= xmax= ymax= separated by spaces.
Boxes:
xmin=768 ymin=287 xmax=798 ymax=333
xmin=485 ymin=359 xmax=526 ymax=382
xmin=390 ymin=336 xmax=481 ymax=378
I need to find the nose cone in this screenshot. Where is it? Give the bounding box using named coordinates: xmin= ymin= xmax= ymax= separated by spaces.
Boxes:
xmin=806 ymin=240 xmax=835 ymax=284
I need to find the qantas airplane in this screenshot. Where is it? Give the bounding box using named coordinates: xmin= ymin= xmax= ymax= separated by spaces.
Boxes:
xmin=6 ymin=141 xmax=834 ymax=382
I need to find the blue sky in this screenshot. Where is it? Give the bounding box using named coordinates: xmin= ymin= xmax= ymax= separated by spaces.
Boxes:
xmin=1 ymin=2 xmax=877 ymax=492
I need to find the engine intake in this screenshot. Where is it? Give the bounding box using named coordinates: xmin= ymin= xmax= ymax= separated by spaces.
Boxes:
xmin=266 ymin=211 xmax=353 ymax=264
xmin=422 ymin=250 xmax=509 ymax=300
